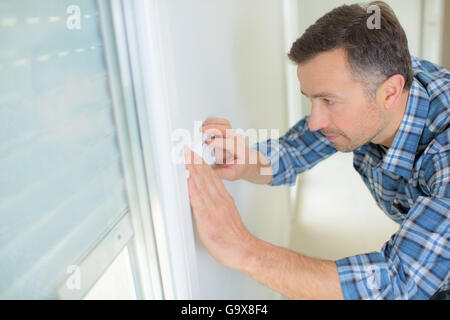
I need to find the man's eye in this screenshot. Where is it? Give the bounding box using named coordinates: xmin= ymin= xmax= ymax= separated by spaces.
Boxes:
xmin=325 ymin=99 xmax=334 ymax=105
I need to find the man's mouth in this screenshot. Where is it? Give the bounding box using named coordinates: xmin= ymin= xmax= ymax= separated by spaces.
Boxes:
xmin=325 ymin=134 xmax=340 ymax=142
xmin=322 ymin=130 xmax=342 ymax=141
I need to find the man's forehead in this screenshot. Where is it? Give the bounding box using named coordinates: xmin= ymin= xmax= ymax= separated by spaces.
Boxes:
xmin=297 ymin=50 xmax=351 ymax=77
xmin=296 ymin=49 xmax=355 ymax=97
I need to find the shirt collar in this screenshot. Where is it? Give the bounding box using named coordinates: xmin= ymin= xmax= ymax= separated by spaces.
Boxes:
xmin=379 ymin=78 xmax=430 ymax=179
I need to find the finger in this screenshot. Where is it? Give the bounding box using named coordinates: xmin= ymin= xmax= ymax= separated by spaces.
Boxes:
xmin=201 ymin=118 xmax=231 ymax=128
xmin=201 ymin=127 xmax=226 ymax=139
xmin=190 ymin=148 xmax=232 ymax=203
xmin=200 ymin=126 xmax=233 ymax=138
xmin=201 ymin=123 xmax=231 ymax=131
xmin=209 ymin=168 xmax=233 ymax=201
xmin=184 ymin=147 xmax=209 ymax=213
xmin=202 ymin=127 xmax=236 ymax=140
xmin=185 ymin=147 xmax=233 ymax=209
xmin=185 ymin=146 xmax=232 ymax=207
xmin=205 ymin=137 xmax=236 ymax=164
xmin=205 ymin=136 xmax=238 ymax=153
xmin=213 ymin=166 xmax=238 ymax=182
xmin=207 ymin=136 xmax=246 ymax=165
xmin=187 ymin=147 xmax=219 ymax=202
xmin=186 ymin=172 xmax=207 ymax=213
xmin=192 ymin=151 xmax=231 ymax=199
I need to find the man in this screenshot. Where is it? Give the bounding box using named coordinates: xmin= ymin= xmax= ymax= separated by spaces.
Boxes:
xmin=184 ymin=1 xmax=449 ymax=299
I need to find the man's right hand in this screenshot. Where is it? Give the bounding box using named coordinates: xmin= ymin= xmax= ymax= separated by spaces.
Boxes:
xmin=200 ymin=118 xmax=272 ymax=184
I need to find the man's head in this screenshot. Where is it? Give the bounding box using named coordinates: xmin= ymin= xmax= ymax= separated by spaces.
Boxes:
xmin=289 ymin=1 xmax=413 ymax=152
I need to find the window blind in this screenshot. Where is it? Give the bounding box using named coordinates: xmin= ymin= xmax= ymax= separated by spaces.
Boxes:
xmin=0 ymin=0 xmax=132 ymax=299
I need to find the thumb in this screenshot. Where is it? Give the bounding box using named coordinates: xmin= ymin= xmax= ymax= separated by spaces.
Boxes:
xmin=213 ymin=166 xmax=238 ymax=181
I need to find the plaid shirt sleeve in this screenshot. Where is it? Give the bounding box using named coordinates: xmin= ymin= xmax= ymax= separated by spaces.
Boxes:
xmin=250 ymin=116 xmax=337 ymax=186
xmin=336 ymin=147 xmax=450 ymax=299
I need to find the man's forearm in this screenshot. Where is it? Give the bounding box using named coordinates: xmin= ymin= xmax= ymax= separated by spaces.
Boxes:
xmin=243 ymin=149 xmax=273 ymax=185
xmin=239 ymin=236 xmax=344 ymax=300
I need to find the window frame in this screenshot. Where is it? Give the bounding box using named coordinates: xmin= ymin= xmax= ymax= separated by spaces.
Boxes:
xmin=57 ymin=0 xmax=166 ymax=300
xmin=117 ymin=0 xmax=200 ymax=299
xmin=95 ymin=0 xmax=165 ymax=300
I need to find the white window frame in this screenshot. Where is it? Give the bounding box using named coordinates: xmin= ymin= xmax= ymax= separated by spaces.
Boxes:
xmin=62 ymin=0 xmax=200 ymax=300
xmin=112 ymin=0 xmax=200 ymax=299
xmin=0 ymin=0 xmax=153 ymax=299
xmin=96 ymin=0 xmax=167 ymax=300
xmin=59 ymin=0 xmax=179 ymax=300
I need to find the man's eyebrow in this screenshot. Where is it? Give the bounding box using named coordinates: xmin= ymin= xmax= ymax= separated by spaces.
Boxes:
xmin=300 ymin=90 xmax=341 ymax=99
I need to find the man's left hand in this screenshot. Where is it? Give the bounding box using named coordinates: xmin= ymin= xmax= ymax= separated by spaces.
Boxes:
xmin=184 ymin=146 xmax=255 ymax=270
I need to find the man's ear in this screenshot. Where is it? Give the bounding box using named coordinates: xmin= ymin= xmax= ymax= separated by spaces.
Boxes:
xmin=380 ymin=74 xmax=405 ymax=111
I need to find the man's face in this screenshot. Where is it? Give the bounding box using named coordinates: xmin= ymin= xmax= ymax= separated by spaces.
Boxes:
xmin=298 ymin=48 xmax=386 ymax=152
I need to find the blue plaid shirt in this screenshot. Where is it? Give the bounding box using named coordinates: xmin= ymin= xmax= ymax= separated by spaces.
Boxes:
xmin=253 ymin=57 xmax=449 ymax=299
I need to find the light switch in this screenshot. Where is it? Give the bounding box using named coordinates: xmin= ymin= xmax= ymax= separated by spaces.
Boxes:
xmin=201 ymin=133 xmax=217 ymax=167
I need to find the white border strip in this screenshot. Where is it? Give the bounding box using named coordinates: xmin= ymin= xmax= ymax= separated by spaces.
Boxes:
xmin=121 ymin=0 xmax=200 ymax=299
xmin=98 ymin=0 xmax=165 ymax=299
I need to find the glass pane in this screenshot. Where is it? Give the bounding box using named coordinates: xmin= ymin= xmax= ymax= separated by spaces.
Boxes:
xmin=0 ymin=0 xmax=131 ymax=299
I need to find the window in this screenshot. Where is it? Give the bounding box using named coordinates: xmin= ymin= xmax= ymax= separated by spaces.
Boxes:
xmin=0 ymin=0 xmax=161 ymax=299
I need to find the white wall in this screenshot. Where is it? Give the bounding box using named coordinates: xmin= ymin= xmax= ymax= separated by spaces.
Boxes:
xmin=159 ymin=0 xmax=291 ymax=299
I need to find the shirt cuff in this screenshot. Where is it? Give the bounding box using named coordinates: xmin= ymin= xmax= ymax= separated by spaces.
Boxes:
xmin=250 ymin=140 xmax=291 ymax=186
xmin=335 ymin=252 xmax=390 ymax=300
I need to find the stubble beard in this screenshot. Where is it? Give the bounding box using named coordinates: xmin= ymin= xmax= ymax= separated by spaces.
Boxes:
xmin=333 ymin=103 xmax=386 ymax=153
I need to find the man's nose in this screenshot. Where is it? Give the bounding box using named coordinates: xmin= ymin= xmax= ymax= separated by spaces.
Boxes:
xmin=308 ymin=103 xmax=330 ymax=132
